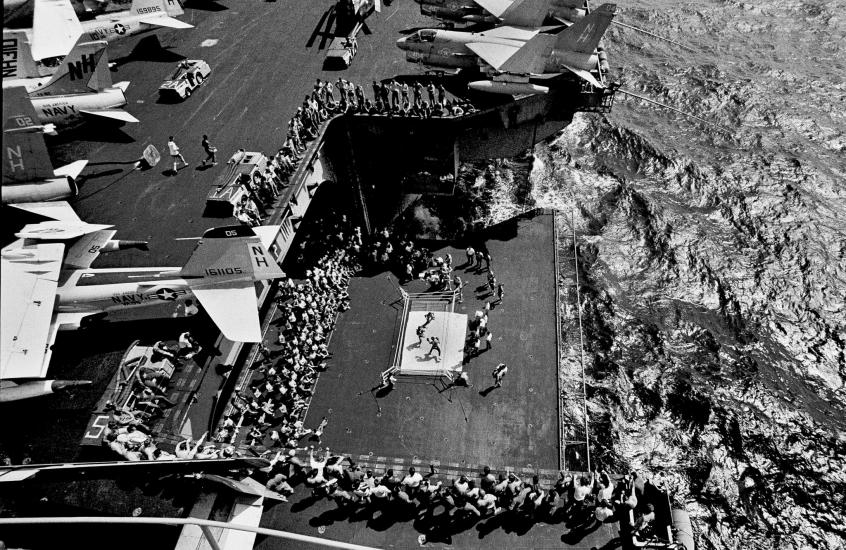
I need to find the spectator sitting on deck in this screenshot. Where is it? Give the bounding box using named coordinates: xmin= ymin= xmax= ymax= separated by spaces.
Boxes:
xmin=152 ymin=340 xmax=177 ymax=362
xmin=178 ymin=331 xmax=202 ymax=359
xmin=175 ymin=432 xmax=207 ymax=459
xmin=632 ymin=503 xmax=656 ymax=539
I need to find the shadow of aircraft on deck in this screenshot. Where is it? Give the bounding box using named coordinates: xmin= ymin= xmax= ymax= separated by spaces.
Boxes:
xmin=111 ymin=35 xmax=187 ymax=68
xmin=184 ymin=0 xmax=228 ymax=12
xmin=46 ymin=124 xmax=136 ymax=146
xmin=306 ymin=5 xmax=337 ymax=50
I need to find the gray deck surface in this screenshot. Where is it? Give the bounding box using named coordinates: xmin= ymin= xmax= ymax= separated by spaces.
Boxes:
xmin=303 ymin=212 xmax=560 ymax=471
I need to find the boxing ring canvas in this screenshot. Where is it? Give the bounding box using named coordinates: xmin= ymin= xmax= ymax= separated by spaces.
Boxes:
xmin=396 ymin=311 xmax=467 ymax=378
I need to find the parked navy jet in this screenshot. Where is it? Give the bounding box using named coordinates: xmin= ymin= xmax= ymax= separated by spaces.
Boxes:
xmin=2 ymin=37 xmax=138 ymax=127
xmin=397 ymin=2 xmax=616 ymax=94
xmin=2 ymin=87 xmax=87 ymax=203
xmin=3 ymin=0 xmax=191 ymax=68
xmin=416 ymin=0 xmax=586 ymax=26
xmin=2 ymin=222 xmax=284 ymax=401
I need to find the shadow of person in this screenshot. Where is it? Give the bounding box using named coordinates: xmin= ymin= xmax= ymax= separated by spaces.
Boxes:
xmin=475 ymin=511 xmax=507 ymax=539
xmin=479 ymin=385 xmax=497 ymax=397
xmin=290 ymin=493 xmax=321 ymax=513
xmin=374 ymin=385 xmax=393 ymax=398
xmin=309 ymin=505 xmax=350 ymax=527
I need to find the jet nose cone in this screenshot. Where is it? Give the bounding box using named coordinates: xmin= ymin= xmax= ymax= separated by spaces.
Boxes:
xmin=396 ymin=36 xmax=409 ymax=50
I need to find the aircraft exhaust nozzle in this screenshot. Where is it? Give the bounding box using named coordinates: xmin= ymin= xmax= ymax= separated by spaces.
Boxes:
xmin=1 ymin=178 xmax=76 ymax=204
xmin=51 ymin=380 xmax=92 ymax=393
xmin=117 ymin=240 xmax=149 ymax=251
xmin=468 ymin=80 xmax=549 ymax=95
xmin=0 ymin=379 xmax=91 ymax=402
xmin=462 ymin=14 xmax=497 ymax=23
xmin=101 ymin=239 xmax=149 ymax=252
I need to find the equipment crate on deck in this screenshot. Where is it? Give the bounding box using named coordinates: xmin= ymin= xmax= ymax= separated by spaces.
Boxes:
xmin=205 ymin=151 xmax=268 ymax=216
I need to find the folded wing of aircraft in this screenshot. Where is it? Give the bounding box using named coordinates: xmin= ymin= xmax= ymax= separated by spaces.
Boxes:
xmin=31 ymin=0 xmax=83 ymax=61
xmin=1 ymin=242 xmax=64 ymax=381
xmin=1 ymin=202 xmax=120 ymax=383
xmin=467 ymin=32 xmax=554 ymax=74
xmin=475 ymin=0 xmax=551 ymax=27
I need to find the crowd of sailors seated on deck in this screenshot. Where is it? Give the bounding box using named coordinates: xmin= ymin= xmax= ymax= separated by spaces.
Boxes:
xmin=210 ymin=207 xmax=357 ymax=452
xmin=256 ymin=451 xmax=663 ymax=540
xmin=101 ymin=333 xmax=204 ymax=461
xmin=218 ymin=208 xmax=440 ymax=453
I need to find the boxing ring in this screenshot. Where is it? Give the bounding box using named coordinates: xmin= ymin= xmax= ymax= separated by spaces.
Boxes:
xmin=386 ymin=289 xmax=467 ymax=382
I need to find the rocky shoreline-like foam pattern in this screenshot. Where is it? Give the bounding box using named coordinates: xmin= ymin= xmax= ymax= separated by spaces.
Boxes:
xmin=455 ymin=1 xmax=845 ymax=547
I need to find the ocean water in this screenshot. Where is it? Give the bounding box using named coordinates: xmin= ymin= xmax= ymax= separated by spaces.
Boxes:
xmin=463 ymin=1 xmax=846 ymax=548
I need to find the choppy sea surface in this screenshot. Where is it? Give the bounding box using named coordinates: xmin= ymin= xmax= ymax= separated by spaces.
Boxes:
xmin=461 ymin=1 xmax=846 ymax=548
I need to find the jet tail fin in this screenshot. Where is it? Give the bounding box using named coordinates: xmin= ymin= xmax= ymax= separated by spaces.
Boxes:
xmin=555 ymin=2 xmax=616 ymax=53
xmin=499 ymin=0 xmax=552 ymax=27
xmin=179 ymin=225 xmax=286 ymax=281
xmin=29 ymin=38 xmax=112 ymax=97
xmin=2 ymin=87 xmax=56 ymax=184
xmin=179 ymin=225 xmax=285 ymax=343
xmin=1 ymin=30 xmax=41 ymax=79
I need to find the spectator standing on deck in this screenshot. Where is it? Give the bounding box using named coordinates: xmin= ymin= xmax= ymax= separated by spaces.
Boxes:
xmin=465 ymin=246 xmax=475 ymax=267
xmin=390 ymin=80 xmax=400 ymax=108
xmin=495 ymin=283 xmax=504 ymax=304
xmin=492 ymin=362 xmax=507 ymax=387
xmin=201 ymin=134 xmax=217 ymax=166
xmin=167 ymin=136 xmax=188 ymax=174
xmin=313 ymin=416 xmax=329 ymax=444
xmin=437 ymin=82 xmax=446 ymax=105
xmin=454 ymin=275 xmax=467 ymax=303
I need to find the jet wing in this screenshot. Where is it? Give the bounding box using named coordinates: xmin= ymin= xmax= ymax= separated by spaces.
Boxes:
xmin=79 ymin=109 xmax=140 ymax=123
xmin=478 ymin=25 xmax=539 ymax=41
xmin=54 ymin=160 xmax=88 ymax=180
xmin=11 ymin=201 xmax=81 ymax=222
xmin=467 ymin=42 xmax=521 ymax=71
xmin=16 ymin=222 xmax=113 ymax=241
xmin=189 ymin=283 xmax=262 ymax=343
xmin=1 ymin=243 xmax=64 ymax=380
xmin=32 ymin=0 xmax=84 ymax=60
xmin=64 ymin=229 xmax=117 ymax=269
xmin=140 ymin=16 xmax=194 ymax=29
xmin=473 ymin=0 xmax=512 ymax=17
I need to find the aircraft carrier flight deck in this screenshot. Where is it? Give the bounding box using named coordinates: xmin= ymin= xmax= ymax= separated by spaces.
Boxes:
xmin=0 ymin=1 xmax=688 ymax=549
